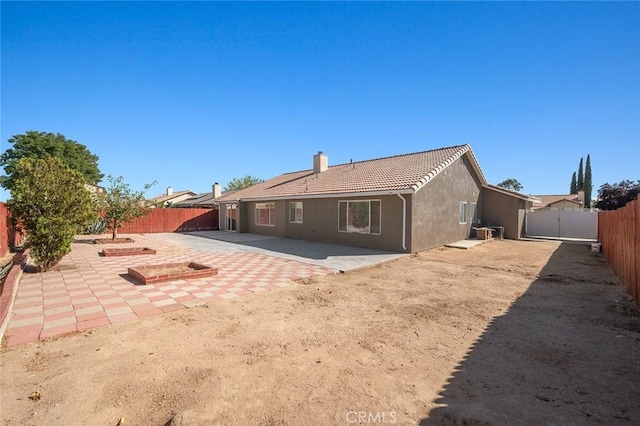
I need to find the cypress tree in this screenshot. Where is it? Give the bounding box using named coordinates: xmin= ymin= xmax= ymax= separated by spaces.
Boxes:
xmin=577 ymin=157 xmax=584 ymax=191
xmin=570 ymin=172 xmax=577 ymax=194
xmin=584 ymin=154 xmax=592 ymax=208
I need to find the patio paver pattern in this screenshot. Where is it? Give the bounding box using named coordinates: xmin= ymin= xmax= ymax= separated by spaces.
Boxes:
xmin=4 ymin=234 xmax=334 ymax=347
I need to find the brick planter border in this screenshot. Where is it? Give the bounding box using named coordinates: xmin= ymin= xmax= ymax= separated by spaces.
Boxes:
xmin=93 ymin=238 xmax=135 ymax=244
xmin=101 ymin=247 xmax=156 ymax=257
xmin=127 ymin=262 xmax=217 ymax=285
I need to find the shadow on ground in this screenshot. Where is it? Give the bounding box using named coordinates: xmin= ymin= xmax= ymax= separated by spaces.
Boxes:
xmin=421 ymin=243 xmax=640 ymax=425
xmin=186 ymin=231 xmax=399 ymax=260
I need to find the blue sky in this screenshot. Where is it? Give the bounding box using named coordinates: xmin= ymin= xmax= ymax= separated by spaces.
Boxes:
xmin=1 ymin=2 xmax=638 ymax=201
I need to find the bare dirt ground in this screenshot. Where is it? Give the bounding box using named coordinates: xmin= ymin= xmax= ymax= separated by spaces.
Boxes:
xmin=1 ymin=240 xmax=639 ymax=425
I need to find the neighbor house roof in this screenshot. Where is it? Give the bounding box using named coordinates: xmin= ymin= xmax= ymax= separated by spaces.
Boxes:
xmin=173 ymin=190 xmax=238 ymax=208
xmin=533 ymin=192 xmax=584 ymax=208
xmin=149 ymin=190 xmax=197 ymax=205
xmin=216 ymin=144 xmax=488 ymax=203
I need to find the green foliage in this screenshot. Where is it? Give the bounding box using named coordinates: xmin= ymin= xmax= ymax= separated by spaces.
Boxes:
xmin=97 ymin=176 xmax=156 ymax=240
xmin=224 ymin=175 xmax=264 ymax=191
xmin=497 ymin=178 xmax=523 ymax=192
xmin=0 ymin=131 xmax=103 ymax=191
xmin=570 ymin=172 xmax=578 ymax=194
xmin=7 ymin=157 xmax=95 ymax=271
xmin=584 ymin=154 xmax=593 ymax=208
xmin=82 ymin=218 xmax=107 ymax=235
xmin=595 ymin=180 xmax=639 ymax=211
xmin=577 ymin=157 xmax=584 ymax=191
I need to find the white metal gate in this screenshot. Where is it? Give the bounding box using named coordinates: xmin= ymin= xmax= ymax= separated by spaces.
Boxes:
xmin=526 ymin=209 xmax=598 ymax=239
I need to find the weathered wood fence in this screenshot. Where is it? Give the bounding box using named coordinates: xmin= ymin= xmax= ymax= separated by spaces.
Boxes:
xmin=116 ymin=208 xmax=219 ymax=234
xmin=0 ymin=202 xmax=25 ymax=258
xmin=598 ymin=199 xmax=639 ymax=305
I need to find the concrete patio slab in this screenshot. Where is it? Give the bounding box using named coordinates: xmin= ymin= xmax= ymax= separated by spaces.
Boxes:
xmin=174 ymin=231 xmax=407 ymax=271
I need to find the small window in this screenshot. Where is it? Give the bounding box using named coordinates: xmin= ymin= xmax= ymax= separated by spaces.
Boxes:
xmin=289 ymin=202 xmax=303 ymax=223
xmin=471 ymin=202 xmax=478 ymax=224
xmin=255 ymin=202 xmax=275 ymax=226
xmin=459 ymin=202 xmax=467 ymax=224
xmin=338 ymin=200 xmax=381 ymax=235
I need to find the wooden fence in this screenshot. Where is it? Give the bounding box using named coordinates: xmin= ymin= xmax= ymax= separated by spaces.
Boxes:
xmin=598 ymin=199 xmax=639 ymax=305
xmin=116 ymin=208 xmax=218 ymax=234
xmin=0 ymin=202 xmax=25 ymax=258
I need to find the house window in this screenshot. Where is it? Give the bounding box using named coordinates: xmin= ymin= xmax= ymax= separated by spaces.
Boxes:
xmin=471 ymin=202 xmax=478 ymax=224
xmin=289 ymin=202 xmax=303 ymax=223
xmin=255 ymin=202 xmax=275 ymax=226
xmin=338 ymin=200 xmax=381 ymax=234
xmin=459 ymin=202 xmax=467 ymax=224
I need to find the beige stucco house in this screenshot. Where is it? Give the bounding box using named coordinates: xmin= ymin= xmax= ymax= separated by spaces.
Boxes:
xmin=532 ymin=191 xmax=585 ymax=210
xmin=215 ymin=145 xmax=538 ymax=253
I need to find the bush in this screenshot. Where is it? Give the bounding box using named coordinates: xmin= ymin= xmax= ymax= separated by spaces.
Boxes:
xmin=8 ymin=157 xmax=95 ymax=271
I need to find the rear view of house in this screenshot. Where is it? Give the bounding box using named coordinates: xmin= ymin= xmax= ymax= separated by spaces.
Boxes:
xmin=216 ymin=145 xmax=536 ymax=252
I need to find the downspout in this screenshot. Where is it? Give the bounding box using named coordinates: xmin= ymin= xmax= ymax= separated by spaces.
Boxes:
xmin=397 ymin=193 xmax=407 ymax=251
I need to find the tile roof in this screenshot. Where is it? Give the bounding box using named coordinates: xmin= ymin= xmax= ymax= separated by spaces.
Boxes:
xmin=173 ymin=190 xmax=238 ymax=207
xmin=533 ymin=193 xmax=584 ymax=208
xmin=216 ymin=144 xmax=486 ymax=202
xmin=149 ymin=190 xmax=197 ymax=204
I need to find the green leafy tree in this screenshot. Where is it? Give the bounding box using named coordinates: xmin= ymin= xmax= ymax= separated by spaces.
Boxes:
xmin=595 ymin=180 xmax=639 ymax=211
xmin=570 ymin=172 xmax=578 ymax=194
xmin=577 ymin=157 xmax=584 ymax=191
xmin=97 ymin=176 xmax=156 ymax=240
xmin=584 ymin=154 xmax=592 ymax=208
xmin=0 ymin=131 xmax=103 ymax=191
xmin=224 ymin=175 xmax=264 ymax=191
xmin=497 ymin=178 xmax=523 ymax=192
xmin=8 ymin=157 xmax=95 ymax=271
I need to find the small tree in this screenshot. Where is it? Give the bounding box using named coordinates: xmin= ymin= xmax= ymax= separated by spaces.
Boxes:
xmin=570 ymin=172 xmax=577 ymax=194
xmin=8 ymin=157 xmax=95 ymax=271
xmin=497 ymin=178 xmax=523 ymax=192
xmin=98 ymin=176 xmax=156 ymax=240
xmin=224 ymin=175 xmax=264 ymax=191
xmin=595 ymin=180 xmax=640 ymax=211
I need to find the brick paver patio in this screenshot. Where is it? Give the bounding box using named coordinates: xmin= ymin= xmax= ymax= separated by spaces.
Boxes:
xmin=3 ymin=234 xmax=334 ymax=347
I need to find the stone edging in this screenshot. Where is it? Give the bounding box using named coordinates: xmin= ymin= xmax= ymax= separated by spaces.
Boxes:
xmin=0 ymin=250 xmax=29 ymax=341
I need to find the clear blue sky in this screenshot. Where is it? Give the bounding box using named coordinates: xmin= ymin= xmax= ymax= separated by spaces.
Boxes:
xmin=2 ymin=2 xmax=639 ymax=201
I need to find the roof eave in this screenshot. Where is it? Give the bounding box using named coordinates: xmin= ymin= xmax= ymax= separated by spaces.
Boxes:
xmin=217 ymin=189 xmax=414 ymax=203
xmin=412 ymin=144 xmax=488 ymax=193
xmin=484 ymin=184 xmax=541 ymax=202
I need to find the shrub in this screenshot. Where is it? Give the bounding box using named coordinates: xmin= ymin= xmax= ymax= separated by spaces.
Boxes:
xmin=8 ymin=157 xmax=95 ymax=271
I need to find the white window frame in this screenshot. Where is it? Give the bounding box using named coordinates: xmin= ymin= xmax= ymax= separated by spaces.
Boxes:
xmin=255 ymin=202 xmax=275 ymax=227
xmin=289 ymin=201 xmax=303 ymax=223
xmin=459 ymin=202 xmax=468 ymax=224
xmin=471 ymin=202 xmax=478 ymax=224
xmin=338 ymin=200 xmax=381 ymax=235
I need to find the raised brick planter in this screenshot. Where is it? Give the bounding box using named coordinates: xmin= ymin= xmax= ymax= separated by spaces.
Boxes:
xmin=101 ymin=247 xmax=156 ymax=257
xmin=127 ymin=262 xmax=217 ymax=285
xmin=93 ymin=238 xmax=135 ymax=244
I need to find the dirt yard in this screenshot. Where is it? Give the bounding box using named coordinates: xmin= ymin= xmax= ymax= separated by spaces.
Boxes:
xmin=1 ymin=240 xmax=639 ymax=425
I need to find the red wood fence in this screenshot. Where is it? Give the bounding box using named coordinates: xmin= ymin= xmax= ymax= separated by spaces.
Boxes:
xmin=598 ymin=199 xmax=639 ymax=306
xmin=0 ymin=202 xmax=25 ymax=258
xmin=116 ymin=208 xmax=219 ymax=234
xmin=0 ymin=202 xmax=7 ymax=258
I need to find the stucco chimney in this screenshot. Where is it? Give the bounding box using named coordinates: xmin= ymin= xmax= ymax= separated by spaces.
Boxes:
xmin=212 ymin=182 xmax=222 ymax=198
xmin=313 ymin=151 xmax=328 ymax=174
xmin=166 ymin=186 xmax=173 ymax=196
